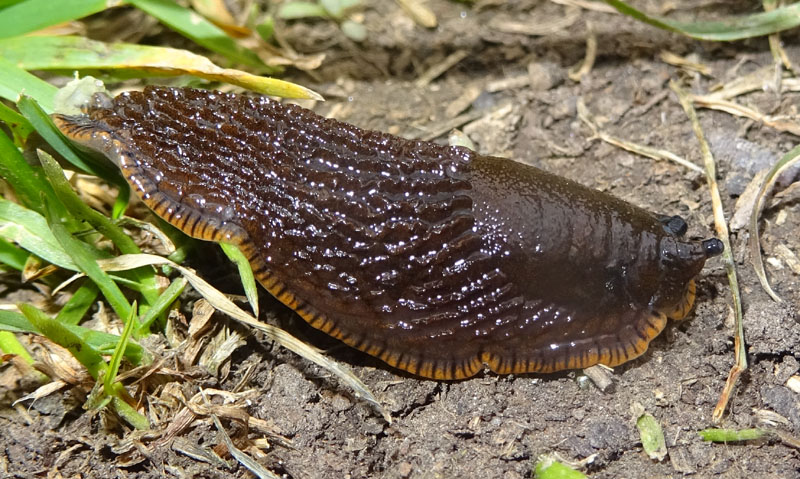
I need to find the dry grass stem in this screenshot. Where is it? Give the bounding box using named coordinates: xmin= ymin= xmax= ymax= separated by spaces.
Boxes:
xmin=577 ymin=98 xmax=704 ymax=173
xmin=551 ymin=0 xmax=618 ymax=13
xmin=415 ymin=50 xmax=468 ymax=87
xmin=669 ymin=81 xmax=746 ymax=424
xmin=568 ymin=25 xmax=597 ymax=82
xmin=659 ymin=51 xmax=712 ymax=76
xmin=690 ymin=95 xmax=800 ymax=136
xmin=488 ymin=6 xmax=580 ymax=36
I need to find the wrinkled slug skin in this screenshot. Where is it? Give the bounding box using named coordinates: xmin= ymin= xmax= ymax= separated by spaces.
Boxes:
xmin=53 ymin=86 xmax=722 ymax=380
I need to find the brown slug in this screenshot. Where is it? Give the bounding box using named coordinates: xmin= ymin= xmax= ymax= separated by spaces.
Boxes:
xmin=53 ymin=86 xmax=722 ymax=380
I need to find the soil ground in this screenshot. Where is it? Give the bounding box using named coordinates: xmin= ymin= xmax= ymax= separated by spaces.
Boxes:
xmin=2 ymin=1 xmax=800 ymax=478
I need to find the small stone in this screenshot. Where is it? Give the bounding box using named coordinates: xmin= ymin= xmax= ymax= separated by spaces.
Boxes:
xmin=786 ymin=376 xmax=800 ymax=394
xmin=398 ymin=461 xmax=413 ymax=478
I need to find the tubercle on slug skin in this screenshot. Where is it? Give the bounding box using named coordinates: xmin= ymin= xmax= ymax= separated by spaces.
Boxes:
xmin=52 ymin=86 xmax=723 ymax=380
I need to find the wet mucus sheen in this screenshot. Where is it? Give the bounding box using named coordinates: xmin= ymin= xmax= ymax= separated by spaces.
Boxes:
xmin=53 ymin=87 xmax=723 ymax=380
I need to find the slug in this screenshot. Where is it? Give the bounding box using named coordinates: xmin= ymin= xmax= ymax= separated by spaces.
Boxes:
xmin=53 ymin=86 xmax=722 ymax=380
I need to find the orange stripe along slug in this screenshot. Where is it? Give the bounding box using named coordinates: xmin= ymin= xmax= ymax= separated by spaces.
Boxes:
xmin=53 ymin=86 xmax=723 ymax=380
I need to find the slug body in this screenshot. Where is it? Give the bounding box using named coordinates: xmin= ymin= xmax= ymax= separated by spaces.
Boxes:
xmin=53 ymin=87 xmax=722 ymax=380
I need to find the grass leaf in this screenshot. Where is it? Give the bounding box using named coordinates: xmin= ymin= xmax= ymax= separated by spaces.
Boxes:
xmin=220 ymin=243 xmax=259 ymax=317
xmin=105 ymin=301 xmax=137 ymax=395
xmin=0 ymin=130 xmax=53 ymax=215
xmin=0 ymin=309 xmax=147 ymax=364
xmin=111 ymin=395 xmax=150 ymax=429
xmin=44 ymin=197 xmax=134 ymax=324
xmin=0 ymin=58 xmax=57 ymax=112
xmin=0 ymin=102 xmax=34 ymax=142
xmin=19 ymin=303 xmax=108 ymax=379
xmin=137 ymin=277 xmax=187 ymax=332
xmin=0 ymin=237 xmax=30 ymax=270
xmin=604 ymin=0 xmax=800 ymax=41
xmin=0 ymin=0 xmax=114 ymax=39
xmin=38 ymin=150 xmax=139 ymax=255
xmin=0 ymin=198 xmax=77 ymax=270
xmin=0 ymin=36 xmax=321 ymax=99
xmin=55 ymin=281 xmax=100 ymax=325
xmin=38 ymin=150 xmax=162 ymax=309
xmin=0 ymin=331 xmax=34 ymax=364
xmin=128 ymin=0 xmax=268 ymax=70
xmin=533 ymin=456 xmax=587 ymax=479
xmin=18 ymin=95 xmax=132 ymax=219
xmin=17 ymin=96 xmax=121 ymax=182
xmin=699 ymin=428 xmax=768 ymax=442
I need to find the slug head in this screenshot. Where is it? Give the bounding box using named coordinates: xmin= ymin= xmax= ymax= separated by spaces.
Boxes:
xmin=650 ymin=233 xmax=723 ymax=319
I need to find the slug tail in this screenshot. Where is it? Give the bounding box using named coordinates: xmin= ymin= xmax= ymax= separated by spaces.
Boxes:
xmin=55 ymin=114 xmax=250 ymax=245
xmin=52 ymin=114 xmax=122 ymax=166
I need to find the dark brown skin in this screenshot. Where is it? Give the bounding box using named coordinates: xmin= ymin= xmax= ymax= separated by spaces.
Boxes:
xmin=53 ymin=86 xmax=723 ymax=380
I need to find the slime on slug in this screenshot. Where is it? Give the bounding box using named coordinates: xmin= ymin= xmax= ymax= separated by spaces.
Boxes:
xmin=53 ymin=86 xmax=723 ymax=380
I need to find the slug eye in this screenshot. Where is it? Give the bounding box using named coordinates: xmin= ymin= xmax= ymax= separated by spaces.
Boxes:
xmin=659 ymin=215 xmax=688 ymax=237
xmin=702 ymin=238 xmax=724 ymax=258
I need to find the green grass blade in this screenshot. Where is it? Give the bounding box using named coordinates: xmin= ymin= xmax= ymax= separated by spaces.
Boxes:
xmin=79 ymin=329 xmax=145 ymax=363
xmin=0 ymin=310 xmax=36 ymax=333
xmin=604 ymin=0 xmax=800 ymax=41
xmin=110 ymin=187 xmax=131 ymax=220
xmin=220 ymin=243 xmax=259 ymax=317
xmin=0 ymin=331 xmax=34 ymax=363
xmin=699 ymin=428 xmax=768 ymax=442
xmin=138 ymin=276 xmax=186 ymax=332
xmin=0 ymin=309 xmax=146 ymax=364
xmin=105 ymin=301 xmax=136 ymax=395
xmin=98 ymin=252 xmax=389 ymax=421
xmin=534 ymin=456 xmax=587 ymax=479
xmin=55 ymin=281 xmax=100 ymax=325
xmin=0 ymin=102 xmax=34 ymax=143
xmin=278 ymin=2 xmax=328 ymax=19
xmin=0 ymin=129 xmax=53 ymax=215
xmin=128 ymin=0 xmax=267 ymax=70
xmin=0 ymin=237 xmax=29 ymax=270
xmin=19 ymin=303 xmax=107 ymax=379
xmin=40 ymin=150 xmax=138 ymax=253
xmin=0 ymin=58 xmax=57 ymax=113
xmin=0 ymin=0 xmax=27 ymax=7
xmin=0 ymin=0 xmax=120 ymax=39
xmin=0 ymin=198 xmax=77 ymax=270
xmin=0 ymin=36 xmax=317 ymax=99
xmin=38 ymin=151 xmax=161 ymax=306
xmin=110 ymin=395 xmax=150 ymax=429
xmin=20 ymin=303 xmax=149 ymax=429
xmin=44 ymin=198 xmax=134 ymax=323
